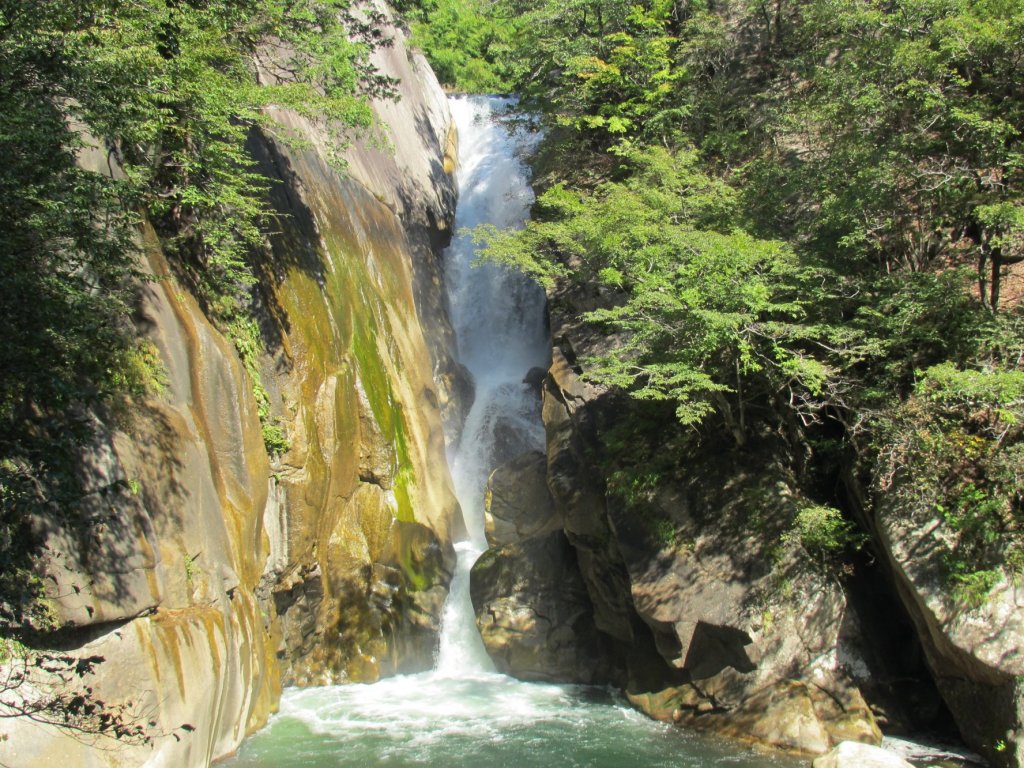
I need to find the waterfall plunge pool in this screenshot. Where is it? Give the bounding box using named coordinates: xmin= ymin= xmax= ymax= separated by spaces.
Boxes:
xmin=221 ymin=674 xmax=804 ymax=768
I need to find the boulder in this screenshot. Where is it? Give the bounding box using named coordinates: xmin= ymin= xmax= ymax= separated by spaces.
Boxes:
xmin=470 ymin=531 xmax=622 ymax=684
xmin=813 ymin=741 xmax=914 ymax=768
xmin=483 ymin=450 xmax=560 ymax=547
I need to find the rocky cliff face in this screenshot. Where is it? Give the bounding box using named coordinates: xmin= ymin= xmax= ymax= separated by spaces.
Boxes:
xmin=472 ymin=293 xmax=884 ymax=757
xmin=473 ymin=259 xmax=1021 ymax=764
xmin=850 ymin=468 xmax=1024 ymax=767
xmin=0 ymin=9 xmax=460 ymax=767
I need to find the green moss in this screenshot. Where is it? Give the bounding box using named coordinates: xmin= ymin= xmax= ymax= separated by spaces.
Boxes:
xmin=227 ymin=316 xmax=290 ymax=457
xmin=399 ymin=551 xmax=429 ymax=591
xmin=284 ymin=194 xmax=428 ymax=591
xmin=393 ymin=523 xmax=443 ymax=593
xmin=184 ymin=552 xmax=199 ymax=585
xmin=351 ymin=322 xmax=415 ymax=524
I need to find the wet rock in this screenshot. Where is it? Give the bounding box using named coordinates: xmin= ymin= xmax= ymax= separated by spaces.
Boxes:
xmin=491 ymin=412 xmax=543 ymax=468
xmin=436 ymin=361 xmax=475 ymax=448
xmin=470 ymin=531 xmax=622 ymax=685
xmin=523 ymin=366 xmax=547 ymax=396
xmin=483 ymin=450 xmax=560 ymax=547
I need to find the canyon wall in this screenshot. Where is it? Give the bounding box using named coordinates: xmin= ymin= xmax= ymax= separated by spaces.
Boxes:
xmin=0 ymin=8 xmax=461 ymax=767
xmin=473 ymin=277 xmax=1023 ymax=765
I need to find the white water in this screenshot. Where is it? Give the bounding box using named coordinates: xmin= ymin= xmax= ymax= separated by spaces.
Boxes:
xmin=223 ymin=96 xmax=798 ymax=768
xmin=437 ymin=94 xmax=549 ymax=673
xmin=444 ymin=95 xmax=549 ymax=552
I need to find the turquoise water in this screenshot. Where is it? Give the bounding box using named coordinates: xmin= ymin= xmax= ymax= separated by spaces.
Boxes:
xmin=222 ymin=671 xmax=804 ymax=768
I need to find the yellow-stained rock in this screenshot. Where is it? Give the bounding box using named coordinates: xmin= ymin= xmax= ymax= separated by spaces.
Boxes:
xmin=0 ymin=4 xmax=461 ymax=766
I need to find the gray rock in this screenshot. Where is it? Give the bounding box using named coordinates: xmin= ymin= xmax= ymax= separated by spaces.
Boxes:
xmin=813 ymin=741 xmax=915 ymax=768
xmin=470 ymin=531 xmax=622 ymax=684
xmin=484 ymin=450 xmax=560 ymax=547
xmin=537 ymin=341 xmax=880 ymax=754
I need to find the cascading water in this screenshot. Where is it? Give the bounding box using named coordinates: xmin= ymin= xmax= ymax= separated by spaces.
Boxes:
xmin=436 ymin=94 xmax=548 ymax=675
xmin=222 ymin=96 xmax=799 ymax=768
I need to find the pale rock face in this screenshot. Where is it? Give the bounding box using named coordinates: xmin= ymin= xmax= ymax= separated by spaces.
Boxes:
xmin=0 ymin=6 xmax=461 ymax=766
xmin=812 ymin=741 xmax=915 ymax=768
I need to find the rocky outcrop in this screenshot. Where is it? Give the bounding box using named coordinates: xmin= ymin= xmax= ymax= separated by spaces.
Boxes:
xmin=472 ymin=448 xmax=611 ymax=683
xmin=470 ymin=531 xmax=621 ymax=684
xmin=0 ymin=8 xmax=461 ymax=767
xmin=541 ymin=357 xmax=879 ymax=754
xmin=483 ymin=450 xmax=560 ymax=548
xmin=609 ymin=436 xmax=882 ymax=752
xmin=465 ymin=274 xmax=883 ymax=755
xmin=853 ymin=471 xmax=1024 ymax=767
xmin=542 ymin=349 xmax=639 ymax=649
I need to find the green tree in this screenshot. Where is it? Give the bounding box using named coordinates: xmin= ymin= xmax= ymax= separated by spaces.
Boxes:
xmin=479 ymin=145 xmax=834 ymax=443
xmin=403 ymin=0 xmax=517 ymax=92
xmin=751 ymin=0 xmax=1024 ymax=306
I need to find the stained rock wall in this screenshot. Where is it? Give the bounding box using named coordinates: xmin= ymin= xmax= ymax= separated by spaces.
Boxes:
xmin=0 ymin=8 xmax=460 ymax=767
xmin=471 ymin=291 xmax=882 ymax=757
xmin=852 ymin=471 xmax=1024 ymax=767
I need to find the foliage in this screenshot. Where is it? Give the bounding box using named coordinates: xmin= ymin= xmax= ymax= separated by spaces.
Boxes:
xmin=400 ymin=0 xmax=517 ymax=92
xmin=875 ymin=362 xmax=1024 ymax=607
xmin=0 ymin=640 xmax=153 ymax=743
xmin=0 ymin=0 xmax=390 ymax=737
xmin=183 ymin=553 xmax=199 ymax=586
xmin=555 ymin=2 xmax=685 ymax=148
xmin=783 ymin=505 xmax=864 ymax=562
xmin=919 ymin=361 xmax=1024 ymax=427
xmin=787 ymin=0 xmax=1024 ymax=300
xmin=478 ymin=144 xmax=834 ymax=440
xmin=426 ymin=0 xmax=1024 ymax=610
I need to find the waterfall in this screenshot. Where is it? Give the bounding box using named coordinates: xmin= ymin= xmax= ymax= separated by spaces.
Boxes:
xmin=435 ymin=94 xmax=549 ymax=675
xmin=223 ymin=95 xmax=800 ymax=768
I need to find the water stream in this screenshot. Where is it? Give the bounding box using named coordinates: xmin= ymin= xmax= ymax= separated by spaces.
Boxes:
xmin=223 ymin=96 xmax=801 ymax=768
